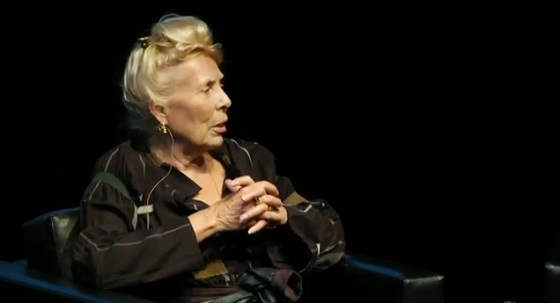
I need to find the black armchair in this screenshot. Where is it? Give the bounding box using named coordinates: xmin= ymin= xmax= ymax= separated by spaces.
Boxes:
xmin=0 ymin=207 xmax=445 ymax=303
xmin=545 ymin=232 xmax=560 ymax=303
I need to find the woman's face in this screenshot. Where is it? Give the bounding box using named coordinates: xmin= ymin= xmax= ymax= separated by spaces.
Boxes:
xmin=161 ymin=55 xmax=231 ymax=152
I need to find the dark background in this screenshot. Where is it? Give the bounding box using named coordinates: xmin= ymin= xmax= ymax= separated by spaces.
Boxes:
xmin=6 ymin=1 xmax=557 ymax=303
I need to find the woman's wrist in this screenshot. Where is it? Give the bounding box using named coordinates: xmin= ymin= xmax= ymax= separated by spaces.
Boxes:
xmin=188 ymin=208 xmax=221 ymax=242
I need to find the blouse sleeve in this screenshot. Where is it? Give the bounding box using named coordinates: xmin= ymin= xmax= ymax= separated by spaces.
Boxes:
xmin=239 ymin=140 xmax=346 ymax=273
xmin=272 ymin=175 xmax=347 ymax=273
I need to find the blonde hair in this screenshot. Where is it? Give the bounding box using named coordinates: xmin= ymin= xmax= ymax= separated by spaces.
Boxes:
xmin=122 ymin=14 xmax=223 ymax=133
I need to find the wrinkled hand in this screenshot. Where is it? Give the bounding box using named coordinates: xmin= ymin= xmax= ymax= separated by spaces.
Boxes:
xmin=221 ymin=176 xmax=288 ymax=234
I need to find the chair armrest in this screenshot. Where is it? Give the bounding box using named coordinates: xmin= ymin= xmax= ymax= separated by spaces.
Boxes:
xmin=545 ymin=260 xmax=560 ymax=303
xmin=545 ymin=235 xmax=560 ymax=303
xmin=0 ymin=260 xmax=156 ymax=303
xmin=302 ymin=253 xmax=444 ymax=303
xmin=1 ymin=255 xmax=444 ymax=303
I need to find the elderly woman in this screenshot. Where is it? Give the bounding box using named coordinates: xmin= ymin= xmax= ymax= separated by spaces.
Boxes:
xmin=72 ymin=13 xmax=345 ymax=303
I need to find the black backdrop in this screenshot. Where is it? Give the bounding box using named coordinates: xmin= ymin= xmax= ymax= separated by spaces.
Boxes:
xmin=7 ymin=2 xmax=557 ymax=303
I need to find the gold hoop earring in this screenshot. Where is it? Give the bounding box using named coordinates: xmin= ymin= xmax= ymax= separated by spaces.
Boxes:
xmin=157 ymin=123 xmax=168 ymax=134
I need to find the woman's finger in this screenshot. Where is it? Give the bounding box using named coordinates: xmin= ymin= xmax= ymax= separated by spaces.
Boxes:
xmin=227 ymin=176 xmax=255 ymax=189
xmin=239 ymin=182 xmax=280 ymax=203
xmin=224 ymin=179 xmax=242 ymax=192
xmin=240 ymin=202 xmax=269 ymax=222
xmin=247 ymin=219 xmax=268 ymax=234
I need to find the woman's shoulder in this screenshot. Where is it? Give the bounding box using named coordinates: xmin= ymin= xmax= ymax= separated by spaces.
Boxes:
xmin=222 ymin=137 xmax=276 ymax=160
xmin=92 ymin=141 xmax=145 ymax=173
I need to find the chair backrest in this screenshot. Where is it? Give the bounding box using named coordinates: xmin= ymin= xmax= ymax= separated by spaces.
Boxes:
xmin=21 ymin=207 xmax=81 ymax=280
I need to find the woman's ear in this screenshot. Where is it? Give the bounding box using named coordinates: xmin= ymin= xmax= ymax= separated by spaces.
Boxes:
xmin=148 ymin=101 xmax=168 ymax=124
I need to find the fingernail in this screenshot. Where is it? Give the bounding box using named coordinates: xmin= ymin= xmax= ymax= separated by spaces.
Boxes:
xmin=239 ymin=214 xmax=247 ymax=221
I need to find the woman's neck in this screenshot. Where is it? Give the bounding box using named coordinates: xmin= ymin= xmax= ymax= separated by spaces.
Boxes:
xmin=149 ymin=135 xmax=210 ymax=172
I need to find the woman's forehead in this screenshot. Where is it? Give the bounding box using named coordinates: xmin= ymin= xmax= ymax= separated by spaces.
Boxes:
xmin=172 ymin=56 xmax=223 ymax=88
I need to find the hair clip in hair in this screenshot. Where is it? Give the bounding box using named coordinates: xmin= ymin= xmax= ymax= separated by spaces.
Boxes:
xmin=138 ymin=37 xmax=150 ymax=49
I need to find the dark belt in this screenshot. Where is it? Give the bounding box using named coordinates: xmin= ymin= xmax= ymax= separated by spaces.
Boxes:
xmin=197 ymin=273 xmax=242 ymax=286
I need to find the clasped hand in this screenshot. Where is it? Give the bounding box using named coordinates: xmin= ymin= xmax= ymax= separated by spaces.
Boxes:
xmin=210 ymin=176 xmax=288 ymax=234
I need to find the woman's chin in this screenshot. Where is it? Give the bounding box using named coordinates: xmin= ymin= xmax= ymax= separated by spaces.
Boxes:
xmin=206 ymin=136 xmax=224 ymax=148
